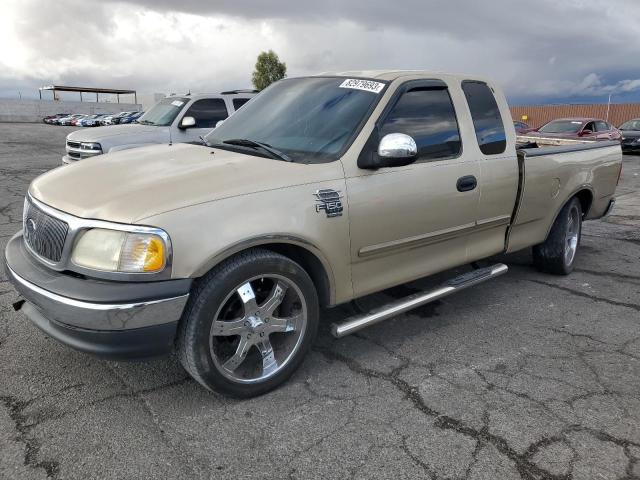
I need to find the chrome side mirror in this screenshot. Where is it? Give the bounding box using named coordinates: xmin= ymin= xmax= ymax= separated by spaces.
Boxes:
xmin=378 ymin=133 xmax=418 ymax=159
xmin=179 ymin=116 xmax=196 ymax=129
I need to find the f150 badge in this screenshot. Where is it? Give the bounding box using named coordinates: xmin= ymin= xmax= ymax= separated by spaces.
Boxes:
xmin=314 ymin=189 xmax=343 ymax=218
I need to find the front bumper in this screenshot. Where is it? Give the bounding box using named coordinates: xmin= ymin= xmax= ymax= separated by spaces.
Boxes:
xmin=5 ymin=233 xmax=191 ymax=360
xmin=63 ymin=143 xmax=102 ymax=164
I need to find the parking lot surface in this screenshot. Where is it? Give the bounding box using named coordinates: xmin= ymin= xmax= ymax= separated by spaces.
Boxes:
xmin=1 ymin=123 xmax=640 ymax=480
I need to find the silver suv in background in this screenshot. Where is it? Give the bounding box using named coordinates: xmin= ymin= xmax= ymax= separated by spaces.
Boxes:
xmin=62 ymin=90 xmax=256 ymax=163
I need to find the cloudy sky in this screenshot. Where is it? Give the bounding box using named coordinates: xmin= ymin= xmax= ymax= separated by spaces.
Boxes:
xmin=2 ymin=0 xmax=640 ymax=105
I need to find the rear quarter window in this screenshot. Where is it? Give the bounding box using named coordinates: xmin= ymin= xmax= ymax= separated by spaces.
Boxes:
xmin=462 ymin=81 xmax=507 ymax=155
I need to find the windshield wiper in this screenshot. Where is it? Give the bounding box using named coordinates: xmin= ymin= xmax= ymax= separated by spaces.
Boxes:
xmin=137 ymin=120 xmax=155 ymax=125
xmin=223 ymin=138 xmax=292 ymax=162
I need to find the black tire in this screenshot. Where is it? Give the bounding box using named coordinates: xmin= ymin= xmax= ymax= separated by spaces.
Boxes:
xmin=532 ymin=197 xmax=582 ymax=275
xmin=176 ymin=249 xmax=319 ymax=397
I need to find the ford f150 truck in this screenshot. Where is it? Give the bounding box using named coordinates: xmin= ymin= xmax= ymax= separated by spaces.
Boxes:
xmin=61 ymin=91 xmax=256 ymax=163
xmin=6 ymin=71 xmax=622 ymax=397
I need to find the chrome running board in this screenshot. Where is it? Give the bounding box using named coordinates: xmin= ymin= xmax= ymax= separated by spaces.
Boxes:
xmin=331 ymin=263 xmax=508 ymax=338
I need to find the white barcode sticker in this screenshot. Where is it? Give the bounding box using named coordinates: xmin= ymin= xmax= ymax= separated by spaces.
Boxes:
xmin=339 ymin=79 xmax=385 ymax=94
xmin=171 ymin=100 xmax=184 ymax=107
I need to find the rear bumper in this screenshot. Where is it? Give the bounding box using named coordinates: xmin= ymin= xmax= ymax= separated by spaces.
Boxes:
xmin=603 ymin=198 xmax=616 ymax=217
xmin=5 ymin=233 xmax=191 ymax=360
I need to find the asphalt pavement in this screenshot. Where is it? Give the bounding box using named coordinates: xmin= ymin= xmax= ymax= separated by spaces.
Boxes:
xmin=1 ymin=123 xmax=639 ymax=480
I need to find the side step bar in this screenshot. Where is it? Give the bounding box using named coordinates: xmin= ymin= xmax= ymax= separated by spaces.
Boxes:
xmin=331 ymin=263 xmax=508 ymax=338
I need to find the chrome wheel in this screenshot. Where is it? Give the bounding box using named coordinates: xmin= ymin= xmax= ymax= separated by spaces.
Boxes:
xmin=564 ymin=204 xmax=580 ymax=266
xmin=209 ymin=274 xmax=307 ymax=384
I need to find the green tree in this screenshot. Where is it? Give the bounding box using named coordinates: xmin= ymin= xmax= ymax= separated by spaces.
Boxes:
xmin=251 ymin=50 xmax=287 ymax=91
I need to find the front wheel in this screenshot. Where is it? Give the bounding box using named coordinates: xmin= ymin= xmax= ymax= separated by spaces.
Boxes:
xmin=176 ymin=249 xmax=319 ymax=397
xmin=532 ymin=197 xmax=582 ymax=275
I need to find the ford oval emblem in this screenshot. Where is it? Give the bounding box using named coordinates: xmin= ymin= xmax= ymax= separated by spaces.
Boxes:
xmin=26 ymin=218 xmax=37 ymax=234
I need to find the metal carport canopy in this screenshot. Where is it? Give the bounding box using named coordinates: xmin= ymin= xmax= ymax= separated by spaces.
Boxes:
xmin=38 ymin=85 xmax=137 ymax=103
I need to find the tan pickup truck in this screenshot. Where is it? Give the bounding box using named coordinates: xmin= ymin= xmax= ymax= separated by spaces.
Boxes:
xmin=5 ymin=71 xmax=622 ymax=397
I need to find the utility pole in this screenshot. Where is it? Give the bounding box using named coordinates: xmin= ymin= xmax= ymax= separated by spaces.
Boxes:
xmin=606 ymin=91 xmax=614 ymax=122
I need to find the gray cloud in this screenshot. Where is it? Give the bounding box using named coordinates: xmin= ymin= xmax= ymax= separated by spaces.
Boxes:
xmin=2 ymin=0 xmax=640 ymax=103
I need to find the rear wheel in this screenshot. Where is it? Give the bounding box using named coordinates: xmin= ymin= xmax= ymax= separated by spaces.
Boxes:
xmin=532 ymin=197 xmax=582 ymax=275
xmin=176 ymin=249 xmax=319 ymax=397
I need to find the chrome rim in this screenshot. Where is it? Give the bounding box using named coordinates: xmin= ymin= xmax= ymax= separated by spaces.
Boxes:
xmin=209 ymin=274 xmax=307 ymax=384
xmin=564 ymin=205 xmax=580 ymax=266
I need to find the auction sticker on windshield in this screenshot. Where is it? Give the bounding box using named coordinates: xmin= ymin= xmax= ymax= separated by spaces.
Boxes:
xmin=171 ymin=100 xmax=185 ymax=107
xmin=339 ymin=79 xmax=385 ymax=94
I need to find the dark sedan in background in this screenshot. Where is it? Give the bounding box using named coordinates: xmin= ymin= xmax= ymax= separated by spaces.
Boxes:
xmin=526 ymin=117 xmax=622 ymax=142
xmin=620 ymin=118 xmax=640 ymax=154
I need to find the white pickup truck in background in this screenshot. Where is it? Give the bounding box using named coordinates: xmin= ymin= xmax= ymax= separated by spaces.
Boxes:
xmin=62 ymin=90 xmax=256 ymax=163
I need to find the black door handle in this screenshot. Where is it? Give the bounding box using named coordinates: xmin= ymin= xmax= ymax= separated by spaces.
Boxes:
xmin=456 ymin=175 xmax=477 ymax=192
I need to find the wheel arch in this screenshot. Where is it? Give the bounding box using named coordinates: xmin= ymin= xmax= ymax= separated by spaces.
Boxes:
xmin=574 ymin=188 xmax=594 ymax=218
xmin=542 ymin=186 xmax=593 ymax=241
xmin=193 ymin=236 xmax=336 ymax=307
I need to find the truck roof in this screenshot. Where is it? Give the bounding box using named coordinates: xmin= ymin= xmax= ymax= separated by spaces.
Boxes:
xmin=315 ymin=70 xmax=490 ymax=83
xmin=164 ymin=91 xmax=256 ymax=100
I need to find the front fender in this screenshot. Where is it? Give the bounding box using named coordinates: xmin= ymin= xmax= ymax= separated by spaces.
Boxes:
xmin=138 ymin=180 xmax=353 ymax=305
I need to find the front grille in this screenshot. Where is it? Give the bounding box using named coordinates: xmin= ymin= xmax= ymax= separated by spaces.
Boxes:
xmin=68 ymin=150 xmax=81 ymax=159
xmin=67 ymin=140 xmax=81 ymax=149
xmin=23 ymin=199 xmax=69 ymax=262
xmin=622 ymin=138 xmax=636 ymax=145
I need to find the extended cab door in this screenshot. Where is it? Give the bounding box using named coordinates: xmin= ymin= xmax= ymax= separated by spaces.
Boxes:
xmin=175 ymin=98 xmax=229 ymax=141
xmin=460 ymin=80 xmax=519 ymax=262
xmin=346 ymin=79 xmax=481 ymax=298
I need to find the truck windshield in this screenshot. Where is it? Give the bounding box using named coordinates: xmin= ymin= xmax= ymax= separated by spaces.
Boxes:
xmin=539 ymin=120 xmax=584 ymax=134
xmin=205 ymin=77 xmax=387 ymax=162
xmin=137 ymin=97 xmax=188 ymax=126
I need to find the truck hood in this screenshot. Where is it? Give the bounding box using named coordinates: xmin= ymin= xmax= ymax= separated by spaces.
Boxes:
xmin=30 ymin=143 xmax=344 ymax=224
xmin=66 ymin=124 xmax=169 ymax=150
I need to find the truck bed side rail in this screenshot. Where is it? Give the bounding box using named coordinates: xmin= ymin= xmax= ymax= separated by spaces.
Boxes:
xmin=517 ymin=139 xmax=620 ymax=157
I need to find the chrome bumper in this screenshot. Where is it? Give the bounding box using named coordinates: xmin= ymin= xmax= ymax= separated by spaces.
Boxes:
xmin=63 ymin=144 xmax=102 ymax=164
xmin=6 ymin=264 xmax=189 ymax=331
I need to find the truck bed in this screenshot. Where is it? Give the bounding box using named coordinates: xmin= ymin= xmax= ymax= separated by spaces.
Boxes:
xmin=507 ymin=140 xmax=622 ymax=252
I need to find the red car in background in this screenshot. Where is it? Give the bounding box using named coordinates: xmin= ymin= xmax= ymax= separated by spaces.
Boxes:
xmin=526 ymin=117 xmax=622 ymax=141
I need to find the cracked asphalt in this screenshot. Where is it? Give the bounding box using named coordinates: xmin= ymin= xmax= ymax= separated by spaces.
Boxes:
xmin=1 ymin=122 xmax=640 ymax=480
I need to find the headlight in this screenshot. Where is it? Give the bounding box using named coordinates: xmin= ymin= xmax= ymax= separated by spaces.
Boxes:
xmin=71 ymin=228 xmax=167 ymax=273
xmin=80 ymin=142 xmax=101 ymax=151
